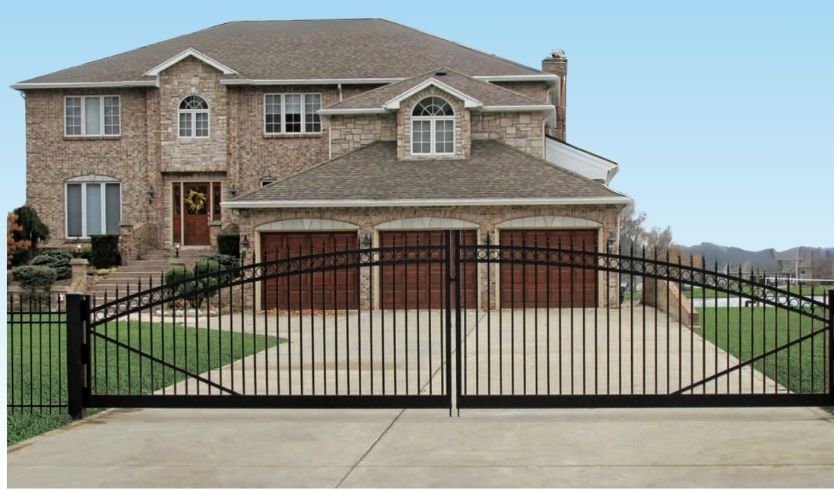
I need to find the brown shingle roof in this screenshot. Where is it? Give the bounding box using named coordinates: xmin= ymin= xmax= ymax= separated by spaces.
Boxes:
xmin=323 ymin=69 xmax=543 ymax=111
xmin=17 ymin=19 xmax=545 ymax=85
xmin=226 ymin=140 xmax=629 ymax=207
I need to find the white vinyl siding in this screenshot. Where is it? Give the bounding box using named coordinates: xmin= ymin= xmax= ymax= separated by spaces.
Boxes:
xmin=65 ymin=180 xmax=121 ymax=238
xmin=263 ymin=93 xmax=321 ymax=134
xmin=64 ymin=96 xmax=120 ymax=136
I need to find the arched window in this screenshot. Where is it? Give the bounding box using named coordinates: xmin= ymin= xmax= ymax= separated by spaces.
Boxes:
xmin=178 ymin=95 xmax=209 ymax=138
xmin=411 ymin=96 xmax=454 ymax=155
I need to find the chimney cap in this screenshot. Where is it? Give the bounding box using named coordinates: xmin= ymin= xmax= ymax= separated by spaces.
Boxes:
xmin=550 ymin=49 xmax=567 ymax=59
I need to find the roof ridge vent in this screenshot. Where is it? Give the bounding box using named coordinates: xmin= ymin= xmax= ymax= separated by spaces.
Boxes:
xmin=434 ymin=69 xmax=448 ymax=76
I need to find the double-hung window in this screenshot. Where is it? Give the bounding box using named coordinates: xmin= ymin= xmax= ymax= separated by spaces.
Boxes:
xmin=64 ymin=96 xmax=120 ymax=136
xmin=264 ymin=93 xmax=321 ymax=134
xmin=178 ymin=95 xmax=209 ymax=138
xmin=411 ymin=96 xmax=454 ymax=155
xmin=65 ymin=176 xmax=121 ymax=238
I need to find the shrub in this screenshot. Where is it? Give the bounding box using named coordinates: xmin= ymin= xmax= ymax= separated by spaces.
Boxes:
xmin=216 ymin=233 xmax=240 ymax=258
xmin=204 ymin=253 xmax=240 ymax=271
xmin=179 ymin=276 xmax=219 ymax=309
xmin=193 ymin=258 xmax=222 ymax=276
xmin=164 ymin=266 xmax=194 ymax=286
xmin=31 ymin=249 xmax=73 ymax=280
xmin=7 ymin=213 xmax=31 ymax=267
xmin=10 ymin=206 xmax=49 ymax=266
xmin=12 ymin=266 xmax=57 ymax=290
xmin=90 ymin=235 xmax=121 ymax=268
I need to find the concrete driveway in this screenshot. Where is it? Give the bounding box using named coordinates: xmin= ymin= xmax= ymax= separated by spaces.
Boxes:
xmin=8 ymin=406 xmax=834 ymax=487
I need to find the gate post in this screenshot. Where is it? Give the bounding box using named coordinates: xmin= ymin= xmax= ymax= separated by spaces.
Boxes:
xmin=829 ymin=290 xmax=834 ymax=404
xmin=66 ymin=293 xmax=91 ymax=420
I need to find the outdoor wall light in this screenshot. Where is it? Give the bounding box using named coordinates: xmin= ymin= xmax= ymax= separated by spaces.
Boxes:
xmin=174 ymin=242 xmax=180 ymax=257
xmin=229 ymin=185 xmax=237 ymax=198
xmin=147 ymin=185 xmax=155 ymax=203
xmin=240 ymin=234 xmax=250 ymax=264
xmin=360 ymin=232 xmax=372 ymax=249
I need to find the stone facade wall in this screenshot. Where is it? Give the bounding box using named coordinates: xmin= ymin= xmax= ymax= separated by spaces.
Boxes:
xmin=327 ymin=114 xmax=397 ymax=158
xmin=231 ymin=204 xmax=623 ymax=310
xmin=470 ymin=111 xmax=545 ymax=158
xmin=24 ymin=88 xmax=150 ymax=246
xmin=396 ymin=86 xmax=470 ymax=160
xmin=491 ymin=81 xmax=550 ymax=103
xmin=158 ymin=57 xmax=228 ymax=173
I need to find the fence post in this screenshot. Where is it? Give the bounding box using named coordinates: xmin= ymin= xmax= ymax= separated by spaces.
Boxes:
xmin=66 ymin=293 xmax=90 ymax=420
xmin=829 ymin=290 xmax=834 ymax=404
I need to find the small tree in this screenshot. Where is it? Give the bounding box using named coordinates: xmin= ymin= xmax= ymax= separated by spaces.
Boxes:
xmin=7 ymin=213 xmax=31 ymax=267
xmin=10 ymin=206 xmax=49 ymax=265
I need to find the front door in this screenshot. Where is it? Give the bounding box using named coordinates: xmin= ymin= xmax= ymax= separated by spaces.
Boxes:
xmin=173 ymin=182 xmax=214 ymax=246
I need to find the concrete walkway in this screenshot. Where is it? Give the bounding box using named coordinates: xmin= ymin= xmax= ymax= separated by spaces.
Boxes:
xmin=8 ymin=406 xmax=834 ymax=487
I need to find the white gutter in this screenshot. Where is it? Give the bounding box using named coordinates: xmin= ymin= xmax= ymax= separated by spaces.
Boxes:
xmin=318 ymin=107 xmax=389 ymax=115
xmin=480 ymin=105 xmax=555 ymax=113
xmin=11 ymin=80 xmax=159 ymax=90
xmin=474 ymin=74 xmax=559 ymax=87
xmin=223 ymin=196 xmax=633 ymax=209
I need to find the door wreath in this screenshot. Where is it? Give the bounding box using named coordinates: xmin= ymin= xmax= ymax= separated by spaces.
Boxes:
xmin=185 ymin=189 xmax=207 ymax=213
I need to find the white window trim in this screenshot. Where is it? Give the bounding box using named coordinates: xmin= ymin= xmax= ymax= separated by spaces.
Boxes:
xmin=177 ymin=96 xmax=210 ymax=139
xmin=63 ymin=95 xmax=121 ymax=137
xmin=263 ymin=92 xmax=322 ymax=135
xmin=410 ymin=96 xmax=456 ymax=156
xmin=64 ymin=179 xmax=122 ymax=239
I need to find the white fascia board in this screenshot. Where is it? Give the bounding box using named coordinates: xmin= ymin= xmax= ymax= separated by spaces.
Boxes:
xmin=143 ymin=48 xmax=238 ymax=76
xmin=382 ymin=78 xmax=482 ymax=109
xmin=317 ymin=107 xmax=389 ymax=116
xmin=11 ymin=80 xmax=159 ymax=90
xmin=480 ymin=105 xmax=555 ymax=113
xmin=545 ymin=138 xmax=620 ymax=184
xmin=221 ymin=77 xmax=405 ymax=86
xmin=223 ymin=196 xmax=633 ymax=209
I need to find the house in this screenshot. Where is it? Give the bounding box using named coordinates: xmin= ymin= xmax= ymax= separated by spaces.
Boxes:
xmin=13 ymin=19 xmax=631 ymax=309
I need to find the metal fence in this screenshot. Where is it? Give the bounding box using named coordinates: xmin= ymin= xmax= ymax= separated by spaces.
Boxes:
xmin=7 ymin=292 xmax=67 ymax=413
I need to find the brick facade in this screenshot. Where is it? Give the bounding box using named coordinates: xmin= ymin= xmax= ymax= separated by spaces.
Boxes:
xmin=24 ymin=56 xmax=586 ymax=253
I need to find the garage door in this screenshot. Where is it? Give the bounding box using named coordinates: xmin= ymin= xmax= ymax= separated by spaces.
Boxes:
xmin=499 ymin=229 xmax=597 ymax=308
xmin=379 ymin=231 xmax=477 ymax=309
xmin=261 ymin=232 xmax=359 ymax=310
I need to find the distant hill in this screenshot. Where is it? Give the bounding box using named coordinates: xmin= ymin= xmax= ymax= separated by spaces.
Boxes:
xmin=676 ymin=242 xmax=834 ymax=276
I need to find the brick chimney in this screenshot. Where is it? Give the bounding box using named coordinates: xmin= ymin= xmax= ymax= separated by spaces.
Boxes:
xmin=542 ymin=49 xmax=567 ymax=141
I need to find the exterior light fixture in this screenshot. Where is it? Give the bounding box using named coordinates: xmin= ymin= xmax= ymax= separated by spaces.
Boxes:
xmin=147 ymin=185 xmax=155 ymax=203
xmin=229 ymin=185 xmax=237 ymax=197
xmin=360 ymin=232 xmax=372 ymax=249
xmin=175 ymin=242 xmax=180 ymax=258
xmin=240 ymin=234 xmax=250 ymax=264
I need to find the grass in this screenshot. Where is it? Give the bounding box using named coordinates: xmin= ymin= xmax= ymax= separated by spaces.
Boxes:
xmin=694 ymin=306 xmax=831 ymax=411
xmin=7 ymin=314 xmax=281 ymax=445
xmin=686 ymin=285 xmax=832 ymax=299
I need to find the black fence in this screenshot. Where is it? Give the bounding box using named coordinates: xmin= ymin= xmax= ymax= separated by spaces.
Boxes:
xmin=7 ymin=292 xmax=68 ymax=413
xmin=6 ymin=233 xmax=834 ymax=418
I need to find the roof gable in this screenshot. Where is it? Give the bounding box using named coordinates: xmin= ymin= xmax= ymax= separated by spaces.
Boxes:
xmin=143 ymin=48 xmax=239 ymax=76
xmin=321 ymin=69 xmax=551 ymax=115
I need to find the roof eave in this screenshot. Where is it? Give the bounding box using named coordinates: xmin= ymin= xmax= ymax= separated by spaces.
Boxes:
xmin=223 ymin=196 xmax=633 ymax=209
xmin=221 ymin=77 xmax=405 ymax=86
xmin=11 ymin=80 xmax=160 ymax=90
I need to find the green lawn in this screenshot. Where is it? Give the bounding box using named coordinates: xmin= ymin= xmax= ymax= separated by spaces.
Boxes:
xmin=694 ymin=306 xmax=830 ymax=410
xmin=687 ymin=285 xmax=832 ymax=299
xmin=7 ymin=315 xmax=280 ymax=445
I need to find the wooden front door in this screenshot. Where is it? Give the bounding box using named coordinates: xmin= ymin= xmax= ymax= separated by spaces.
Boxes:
xmin=173 ymin=182 xmax=212 ymax=246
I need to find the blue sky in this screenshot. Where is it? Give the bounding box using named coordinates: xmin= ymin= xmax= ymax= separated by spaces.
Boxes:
xmin=1 ymin=0 xmax=831 ymax=250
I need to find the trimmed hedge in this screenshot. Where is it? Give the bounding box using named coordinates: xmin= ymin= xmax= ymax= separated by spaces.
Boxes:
xmin=164 ymin=266 xmax=194 ymax=286
xmin=90 ymin=235 xmax=121 ymax=268
xmin=216 ymin=233 xmax=240 ymax=258
xmin=31 ymin=249 xmax=73 ymax=280
xmin=12 ymin=266 xmax=57 ymax=290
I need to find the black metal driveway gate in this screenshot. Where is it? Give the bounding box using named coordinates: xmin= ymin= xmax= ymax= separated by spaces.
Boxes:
xmin=66 ymin=234 xmax=455 ymax=418
xmin=64 ymin=232 xmax=833 ymax=418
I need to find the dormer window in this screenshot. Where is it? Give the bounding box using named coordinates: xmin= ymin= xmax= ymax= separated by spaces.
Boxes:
xmin=178 ymin=95 xmax=209 ymax=138
xmin=411 ymin=96 xmax=454 ymax=155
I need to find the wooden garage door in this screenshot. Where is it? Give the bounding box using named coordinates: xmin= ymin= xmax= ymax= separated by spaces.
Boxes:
xmin=499 ymin=229 xmax=598 ymax=308
xmin=379 ymin=231 xmax=477 ymax=309
xmin=261 ymin=232 xmax=359 ymax=310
